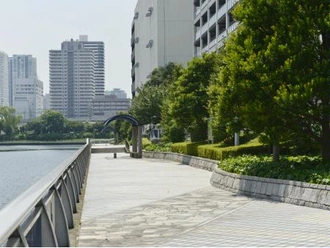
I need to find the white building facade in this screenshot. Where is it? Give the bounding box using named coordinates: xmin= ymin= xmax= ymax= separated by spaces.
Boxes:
xmin=0 ymin=51 xmax=9 ymax=106
xmin=193 ymin=0 xmax=239 ymax=56
xmin=8 ymin=55 xmax=43 ymax=120
xmin=49 ymin=36 xmax=104 ymax=120
xmin=90 ymin=95 xmax=131 ymax=121
xmin=131 ymin=0 xmax=195 ymax=97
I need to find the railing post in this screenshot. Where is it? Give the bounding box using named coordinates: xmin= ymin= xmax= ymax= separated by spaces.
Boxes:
xmin=53 ymin=187 xmax=70 ymax=247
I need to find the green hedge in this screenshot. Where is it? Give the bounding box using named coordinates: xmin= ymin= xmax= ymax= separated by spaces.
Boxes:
xmin=171 ymin=141 xmax=207 ymax=156
xmin=171 ymin=141 xmax=269 ymax=161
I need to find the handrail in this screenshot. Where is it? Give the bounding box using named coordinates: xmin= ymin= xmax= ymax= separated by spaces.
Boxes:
xmin=0 ymin=139 xmax=91 ymax=247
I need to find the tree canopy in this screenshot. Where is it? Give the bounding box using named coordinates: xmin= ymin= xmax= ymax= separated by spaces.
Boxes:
xmin=129 ymin=63 xmax=183 ymax=125
xmin=167 ymin=52 xmax=222 ymax=142
xmin=211 ymin=0 xmax=330 ymax=161
xmin=0 ymin=106 xmax=22 ymax=139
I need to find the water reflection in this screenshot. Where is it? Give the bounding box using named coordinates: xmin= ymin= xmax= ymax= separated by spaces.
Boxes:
xmin=0 ymin=145 xmax=82 ymax=210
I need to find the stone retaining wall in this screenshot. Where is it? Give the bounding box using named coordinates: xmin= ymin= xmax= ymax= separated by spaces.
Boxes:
xmin=143 ymin=151 xmax=330 ymax=210
xmin=211 ymin=168 xmax=330 ymax=210
xmin=143 ymin=151 xmax=217 ymax=171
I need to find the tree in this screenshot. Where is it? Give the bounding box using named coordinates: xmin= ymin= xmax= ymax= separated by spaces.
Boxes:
xmin=39 ymin=110 xmax=65 ymax=134
xmin=214 ymin=0 xmax=330 ymax=161
xmin=130 ymin=63 xmax=183 ymax=125
xmin=130 ymin=84 xmax=165 ymax=125
xmin=24 ymin=110 xmax=66 ymax=140
xmin=0 ymin=106 xmax=22 ymax=139
xmin=167 ymin=52 xmax=221 ymax=142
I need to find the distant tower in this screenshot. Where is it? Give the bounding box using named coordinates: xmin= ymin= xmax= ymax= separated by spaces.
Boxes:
xmin=0 ymin=51 xmax=9 ymax=106
xmin=79 ymin=35 xmax=105 ymax=96
xmin=8 ymin=55 xmax=43 ymax=120
xmin=49 ymin=36 xmax=104 ymax=120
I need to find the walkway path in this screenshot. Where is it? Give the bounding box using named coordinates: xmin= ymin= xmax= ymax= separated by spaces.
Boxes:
xmin=77 ymin=153 xmax=330 ymax=247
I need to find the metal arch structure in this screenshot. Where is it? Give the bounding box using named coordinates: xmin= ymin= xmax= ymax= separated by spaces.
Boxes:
xmin=103 ymin=114 xmax=142 ymax=158
xmin=103 ymin=114 xmax=141 ymax=127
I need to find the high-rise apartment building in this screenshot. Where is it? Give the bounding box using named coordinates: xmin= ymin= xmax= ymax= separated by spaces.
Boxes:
xmin=8 ymin=55 xmax=43 ymax=120
xmin=193 ymin=0 xmax=239 ymax=56
xmin=49 ymin=36 xmax=104 ymax=120
xmin=79 ymin=35 xmax=105 ymax=96
xmin=131 ymin=0 xmax=195 ymax=97
xmin=0 ymin=51 xmax=9 ymax=106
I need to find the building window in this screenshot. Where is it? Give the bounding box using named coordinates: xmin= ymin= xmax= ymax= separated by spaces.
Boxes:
xmin=218 ymin=16 xmax=226 ymax=34
xmin=228 ymin=12 xmax=235 ymax=26
xmin=202 ymin=33 xmax=208 ymax=48
xmin=202 ymin=12 xmax=208 ymax=26
xmin=146 ymin=7 xmax=153 ymax=17
xmin=209 ymin=3 xmax=216 ymax=18
xmin=218 ymin=0 xmax=226 ymax=9
xmin=209 ymin=25 xmax=216 ymax=42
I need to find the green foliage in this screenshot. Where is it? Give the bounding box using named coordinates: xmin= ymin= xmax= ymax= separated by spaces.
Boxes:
xmin=211 ymin=0 xmax=330 ymax=162
xmin=160 ymin=118 xmax=185 ymax=143
xmin=24 ymin=111 xmax=111 ymax=141
xmin=130 ymin=84 xmax=165 ymax=125
xmin=167 ymin=52 xmax=222 ymax=142
xmin=142 ymin=137 xmax=152 ymax=149
xmin=219 ymin=155 xmax=330 ymax=185
xmin=171 ymin=141 xmax=207 ymax=156
xmin=0 ymin=106 xmax=22 ymax=140
xmin=197 ymin=143 xmax=225 ymax=160
xmin=112 ymin=118 xmax=132 ymax=143
xmin=130 ymin=63 xmax=183 ymax=126
xmin=197 ymin=142 xmax=268 ymax=161
xmin=143 ymin=138 xmax=172 ymax=152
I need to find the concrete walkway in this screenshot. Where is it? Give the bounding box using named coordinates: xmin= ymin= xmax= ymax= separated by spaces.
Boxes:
xmin=77 ymin=153 xmax=330 ymax=247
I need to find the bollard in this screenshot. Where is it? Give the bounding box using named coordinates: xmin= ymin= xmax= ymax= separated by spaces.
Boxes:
xmin=114 ymin=153 xmax=117 ymax=158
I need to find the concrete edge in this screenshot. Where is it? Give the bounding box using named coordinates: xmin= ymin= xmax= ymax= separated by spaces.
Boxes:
xmin=143 ymin=151 xmax=217 ymax=171
xmin=143 ymin=151 xmax=330 ymax=211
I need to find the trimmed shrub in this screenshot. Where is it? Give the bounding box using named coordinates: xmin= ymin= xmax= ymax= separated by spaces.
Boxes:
xmin=196 ymin=142 xmax=268 ymax=161
xmin=171 ymin=141 xmax=207 ymax=156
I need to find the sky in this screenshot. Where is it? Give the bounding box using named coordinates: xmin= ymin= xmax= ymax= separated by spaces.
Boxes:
xmin=0 ymin=0 xmax=138 ymax=96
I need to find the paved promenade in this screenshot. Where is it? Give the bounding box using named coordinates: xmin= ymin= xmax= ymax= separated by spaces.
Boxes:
xmin=77 ymin=153 xmax=330 ymax=247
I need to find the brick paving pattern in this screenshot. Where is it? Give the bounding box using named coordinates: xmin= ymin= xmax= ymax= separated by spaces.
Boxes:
xmin=78 ymin=153 xmax=330 ymax=247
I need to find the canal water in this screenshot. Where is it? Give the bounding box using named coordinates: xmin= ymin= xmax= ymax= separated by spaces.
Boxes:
xmin=0 ymin=145 xmax=82 ymax=210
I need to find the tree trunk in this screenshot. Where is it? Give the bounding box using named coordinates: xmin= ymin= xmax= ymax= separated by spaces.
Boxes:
xmin=272 ymin=143 xmax=280 ymax=162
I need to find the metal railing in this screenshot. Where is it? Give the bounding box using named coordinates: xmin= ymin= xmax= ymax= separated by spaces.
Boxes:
xmin=0 ymin=140 xmax=91 ymax=247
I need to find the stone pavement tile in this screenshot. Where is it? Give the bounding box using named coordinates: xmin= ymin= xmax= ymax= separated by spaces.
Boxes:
xmin=159 ymin=200 xmax=330 ymax=247
xmin=78 ymin=186 xmax=251 ymax=247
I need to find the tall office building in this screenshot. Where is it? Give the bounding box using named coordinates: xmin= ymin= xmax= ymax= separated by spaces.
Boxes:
xmin=0 ymin=51 xmax=9 ymax=106
xmin=49 ymin=36 xmax=104 ymax=120
xmin=131 ymin=0 xmax=194 ymax=97
xmin=8 ymin=55 xmax=43 ymax=120
xmin=193 ymin=0 xmax=239 ymax=56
